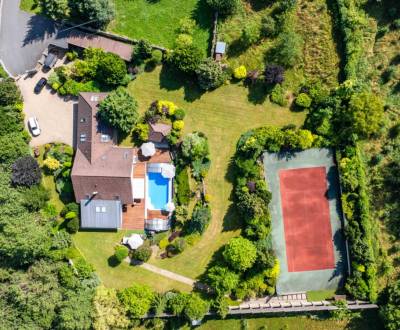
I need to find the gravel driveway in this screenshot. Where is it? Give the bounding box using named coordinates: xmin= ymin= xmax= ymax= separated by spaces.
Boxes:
xmin=18 ymin=68 xmax=76 ymax=147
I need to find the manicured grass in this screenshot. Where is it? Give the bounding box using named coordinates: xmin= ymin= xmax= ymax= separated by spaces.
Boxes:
xmin=307 ymin=290 xmax=336 ymax=301
xmin=73 ymin=230 xmax=192 ymax=292
xmin=109 ymin=0 xmax=212 ymax=52
xmin=127 ymin=66 xmax=305 ymax=279
xmin=198 ymin=310 xmax=382 ymax=330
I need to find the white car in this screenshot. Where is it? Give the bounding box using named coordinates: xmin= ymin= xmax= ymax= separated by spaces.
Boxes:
xmin=28 ymin=117 xmax=41 ymax=136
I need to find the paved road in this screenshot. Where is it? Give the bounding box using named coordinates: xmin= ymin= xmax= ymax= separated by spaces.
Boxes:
xmin=0 ymin=0 xmax=67 ymax=76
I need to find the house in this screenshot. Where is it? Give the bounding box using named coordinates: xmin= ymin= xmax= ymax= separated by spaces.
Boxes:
xmin=71 ymin=93 xmax=174 ymax=231
xmin=148 ymin=122 xmax=172 ymax=146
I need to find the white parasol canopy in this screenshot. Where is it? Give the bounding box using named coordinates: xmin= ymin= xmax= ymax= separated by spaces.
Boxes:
xmin=141 ymin=142 xmax=156 ymax=157
xmin=161 ymin=163 xmax=176 ymax=179
xmin=125 ymin=234 xmax=144 ymax=250
xmin=165 ymin=201 xmax=175 ymax=212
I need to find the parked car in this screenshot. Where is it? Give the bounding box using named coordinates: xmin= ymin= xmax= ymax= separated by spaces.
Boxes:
xmin=43 ymin=52 xmax=58 ymax=69
xmin=28 ymin=117 xmax=41 ymax=137
xmin=34 ymin=77 xmax=47 ymax=94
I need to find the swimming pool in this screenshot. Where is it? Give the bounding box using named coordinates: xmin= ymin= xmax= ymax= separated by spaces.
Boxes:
xmin=147 ymin=172 xmax=170 ymax=210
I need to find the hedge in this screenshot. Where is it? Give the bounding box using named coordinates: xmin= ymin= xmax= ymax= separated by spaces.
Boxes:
xmin=337 ymin=146 xmax=377 ymax=302
xmin=175 ymin=166 xmax=191 ymax=206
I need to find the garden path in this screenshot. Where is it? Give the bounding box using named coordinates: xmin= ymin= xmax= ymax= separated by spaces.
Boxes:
xmin=124 ymin=257 xmax=196 ymax=286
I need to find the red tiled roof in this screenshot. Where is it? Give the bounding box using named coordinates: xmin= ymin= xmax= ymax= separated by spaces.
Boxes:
xmin=67 ymin=30 xmax=133 ymax=61
xmin=71 ymin=93 xmax=134 ymax=204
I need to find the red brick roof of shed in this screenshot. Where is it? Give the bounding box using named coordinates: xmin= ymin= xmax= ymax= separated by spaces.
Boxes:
xmin=68 ymin=30 xmax=133 ymax=61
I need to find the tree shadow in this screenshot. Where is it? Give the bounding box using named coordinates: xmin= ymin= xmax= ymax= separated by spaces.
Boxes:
xmin=221 ymin=157 xmax=243 ymax=232
xmin=159 ymin=65 xmax=204 ymax=102
xmin=191 ymin=0 xmax=214 ymax=56
xmin=248 ymin=0 xmax=274 ymax=11
xmin=247 ymin=80 xmax=271 ymax=105
xmin=23 ymin=14 xmax=57 ymax=46
xmin=226 ymin=38 xmax=248 ymax=58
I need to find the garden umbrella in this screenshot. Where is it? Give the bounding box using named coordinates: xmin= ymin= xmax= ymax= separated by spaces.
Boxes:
xmin=161 ymin=164 xmax=175 ymax=179
xmin=126 ymin=234 xmax=144 ymax=250
xmin=165 ymin=201 xmax=175 ymax=212
xmin=141 ymin=142 xmax=156 ymax=157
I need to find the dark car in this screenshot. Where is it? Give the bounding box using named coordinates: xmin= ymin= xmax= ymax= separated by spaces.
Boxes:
xmin=34 ymin=77 xmax=47 ymax=94
xmin=43 ymin=52 xmax=58 ymax=69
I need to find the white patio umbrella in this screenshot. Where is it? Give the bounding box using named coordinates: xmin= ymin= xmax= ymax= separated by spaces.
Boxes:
xmin=165 ymin=201 xmax=175 ymax=212
xmin=141 ymin=142 xmax=156 ymax=157
xmin=126 ymin=234 xmax=144 ymax=250
xmin=161 ymin=164 xmax=176 ymax=179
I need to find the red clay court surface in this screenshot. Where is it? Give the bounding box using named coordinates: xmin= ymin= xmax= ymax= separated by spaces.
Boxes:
xmin=279 ymin=167 xmax=335 ymax=272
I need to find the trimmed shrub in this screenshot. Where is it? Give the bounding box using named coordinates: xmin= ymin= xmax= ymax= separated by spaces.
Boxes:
xmin=196 ymin=58 xmax=226 ymax=90
xmin=270 ymin=84 xmax=287 ymax=106
xmin=114 ymin=245 xmax=129 ymax=263
xmin=66 ymin=217 xmax=79 ymax=234
xmin=174 ymin=108 xmax=186 ymax=120
xmin=133 ymin=39 xmax=153 ymax=61
xmin=223 ymin=237 xmax=257 ymax=272
xmin=167 ymin=44 xmax=204 ymax=74
xmin=65 ymin=211 xmax=77 ymax=220
xmin=295 ymin=93 xmax=312 ymax=108
xmin=233 ymin=65 xmax=247 ymax=80
xmin=133 ymin=245 xmax=152 ymax=262
xmin=61 ymin=203 xmax=79 ymax=217
xmin=173 ymin=120 xmax=184 ymax=131
xmin=43 ymin=157 xmax=61 ymax=172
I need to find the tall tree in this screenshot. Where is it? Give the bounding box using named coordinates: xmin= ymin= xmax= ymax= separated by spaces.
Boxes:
xmin=98 ymin=87 xmax=139 ymax=135
xmin=70 ymin=0 xmax=115 ymax=28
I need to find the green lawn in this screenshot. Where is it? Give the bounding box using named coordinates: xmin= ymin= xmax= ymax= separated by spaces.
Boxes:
xmin=127 ymin=66 xmax=305 ymax=279
xmin=307 ymin=290 xmax=336 ymax=302
xmin=198 ymin=310 xmax=382 ymax=330
xmin=73 ymin=230 xmax=192 ymax=292
xmin=109 ymin=0 xmax=212 ymax=51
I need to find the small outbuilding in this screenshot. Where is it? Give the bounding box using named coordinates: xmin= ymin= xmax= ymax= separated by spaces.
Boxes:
xmin=215 ymin=41 xmax=226 ymax=61
xmin=148 ymin=122 xmax=172 ymax=144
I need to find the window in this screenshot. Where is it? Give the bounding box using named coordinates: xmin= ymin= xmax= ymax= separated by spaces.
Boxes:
xmin=90 ymin=95 xmax=99 ymax=102
xmin=95 ymin=206 xmax=107 ymax=213
xmin=101 ymin=134 xmax=110 ymax=143
xmin=80 ymin=134 xmax=86 ymax=142
xmin=80 ymin=117 xmax=86 ymax=123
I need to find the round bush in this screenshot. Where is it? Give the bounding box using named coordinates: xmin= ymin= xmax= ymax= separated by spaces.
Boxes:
xmin=233 ymin=65 xmax=247 ymax=80
xmin=60 ymin=203 xmax=79 ymax=217
xmin=66 ymin=217 xmax=79 ymax=234
xmin=295 ymin=93 xmax=312 ymax=108
xmin=43 ymin=157 xmax=60 ymax=172
xmin=133 ymin=245 xmax=152 ymax=262
xmin=261 ymin=15 xmax=277 ymax=37
xmin=206 ymin=0 xmax=240 ymax=16
xmin=174 ymin=108 xmax=186 ymax=120
xmin=173 ymin=120 xmax=185 ymax=131
xmin=114 ymin=245 xmax=130 ymax=263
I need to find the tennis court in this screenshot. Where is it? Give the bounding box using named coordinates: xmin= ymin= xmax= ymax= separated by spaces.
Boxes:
xmin=263 ymin=148 xmax=348 ymax=294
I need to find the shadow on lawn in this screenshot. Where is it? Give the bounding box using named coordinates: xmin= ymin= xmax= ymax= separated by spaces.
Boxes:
xmin=221 ymin=156 xmax=243 ymax=232
xmin=159 ymin=65 xmax=205 ymax=102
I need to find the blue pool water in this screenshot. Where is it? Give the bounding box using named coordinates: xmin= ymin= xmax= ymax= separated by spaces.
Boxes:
xmin=147 ymin=172 xmax=169 ymax=210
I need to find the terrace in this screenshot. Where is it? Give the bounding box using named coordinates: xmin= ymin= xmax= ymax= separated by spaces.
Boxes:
xmin=122 ymin=148 xmax=172 ymax=230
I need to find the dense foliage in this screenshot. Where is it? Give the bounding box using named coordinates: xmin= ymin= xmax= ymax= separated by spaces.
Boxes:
xmin=380 ymin=281 xmax=400 ymax=330
xmin=40 ymin=0 xmax=115 ymax=28
xmin=167 ymin=44 xmax=204 ymax=75
xmin=11 ymin=156 xmax=41 ymax=187
xmin=206 ymin=0 xmax=240 ymax=16
xmin=196 ymin=58 xmax=226 ymax=90
xmin=98 ymin=87 xmax=139 ymax=134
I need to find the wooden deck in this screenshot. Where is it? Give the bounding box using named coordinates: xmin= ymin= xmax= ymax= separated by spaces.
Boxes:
xmin=122 ymin=202 xmax=145 ymax=230
xmin=147 ymin=210 xmax=169 ymax=220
